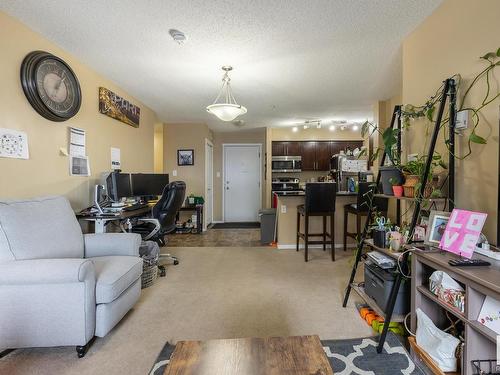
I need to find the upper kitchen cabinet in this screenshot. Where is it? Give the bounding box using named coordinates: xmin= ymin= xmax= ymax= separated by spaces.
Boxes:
xmin=301 ymin=141 xmax=332 ymax=171
xmin=316 ymin=141 xmax=332 ymax=171
xmin=271 ymin=141 xmax=302 ymax=156
xmin=300 ymin=141 xmax=317 ymax=171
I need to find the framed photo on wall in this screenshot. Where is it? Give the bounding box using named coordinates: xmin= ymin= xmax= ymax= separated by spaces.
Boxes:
xmin=177 ymin=149 xmax=194 ymax=166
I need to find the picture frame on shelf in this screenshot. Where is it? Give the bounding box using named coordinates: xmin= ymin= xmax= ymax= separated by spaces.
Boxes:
xmin=425 ymin=210 xmax=450 ymax=246
xmin=177 ymin=149 xmax=194 ymax=166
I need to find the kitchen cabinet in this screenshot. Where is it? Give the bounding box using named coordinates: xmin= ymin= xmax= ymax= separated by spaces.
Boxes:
xmin=300 ymin=141 xmax=317 ymax=171
xmin=272 ymin=140 xmax=364 ymax=171
xmin=271 ymin=141 xmax=302 ymax=156
xmin=316 ymin=141 xmax=331 ymax=171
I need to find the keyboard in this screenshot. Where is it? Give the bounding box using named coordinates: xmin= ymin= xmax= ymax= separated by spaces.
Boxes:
xmin=122 ymin=203 xmax=149 ymax=212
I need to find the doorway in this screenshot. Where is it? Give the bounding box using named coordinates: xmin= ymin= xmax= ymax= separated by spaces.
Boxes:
xmin=223 ymin=144 xmax=262 ymax=222
xmin=205 ymin=139 xmax=214 ymax=230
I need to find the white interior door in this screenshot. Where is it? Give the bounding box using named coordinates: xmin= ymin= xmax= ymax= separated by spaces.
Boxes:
xmin=205 ymin=141 xmax=213 ymax=229
xmin=224 ymin=145 xmax=261 ymax=222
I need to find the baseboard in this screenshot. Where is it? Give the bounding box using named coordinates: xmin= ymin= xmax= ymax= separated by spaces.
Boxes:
xmin=277 ymin=244 xmax=357 ymax=250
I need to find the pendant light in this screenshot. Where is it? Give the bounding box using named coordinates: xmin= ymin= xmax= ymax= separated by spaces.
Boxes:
xmin=206 ymin=66 xmax=247 ymax=121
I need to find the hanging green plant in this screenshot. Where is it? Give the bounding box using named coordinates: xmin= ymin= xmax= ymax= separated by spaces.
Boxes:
xmin=362 ymin=47 xmax=500 ymax=164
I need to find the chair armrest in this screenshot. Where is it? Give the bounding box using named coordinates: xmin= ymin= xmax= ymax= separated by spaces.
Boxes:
xmin=84 ymin=233 xmax=141 ymax=258
xmin=0 ymin=259 xmax=94 ymax=285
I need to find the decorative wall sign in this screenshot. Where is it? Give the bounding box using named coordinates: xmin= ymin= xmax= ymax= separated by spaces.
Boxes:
xmin=0 ymin=128 xmax=29 ymax=159
xmin=99 ymin=87 xmax=140 ymax=127
xmin=439 ymin=209 xmax=487 ymax=258
xmin=21 ymin=51 xmax=82 ymax=122
xmin=177 ymin=149 xmax=194 ymax=166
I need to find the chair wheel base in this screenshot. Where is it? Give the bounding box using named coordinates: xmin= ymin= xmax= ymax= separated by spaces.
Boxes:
xmin=173 ymin=260 xmax=179 ymax=265
xmin=158 ymin=265 xmax=166 ymax=277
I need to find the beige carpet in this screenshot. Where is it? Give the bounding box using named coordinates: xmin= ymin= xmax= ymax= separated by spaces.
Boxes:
xmin=0 ymin=246 xmax=371 ymax=375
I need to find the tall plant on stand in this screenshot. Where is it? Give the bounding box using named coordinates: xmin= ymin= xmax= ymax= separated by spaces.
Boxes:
xmin=361 ymin=47 xmax=500 ymax=200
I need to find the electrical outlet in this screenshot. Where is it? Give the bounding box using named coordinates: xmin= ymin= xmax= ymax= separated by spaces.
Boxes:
xmin=172 ymin=170 xmax=177 ymax=177
xmin=455 ymin=110 xmax=469 ymax=130
xmin=281 ymin=205 xmax=287 ymax=214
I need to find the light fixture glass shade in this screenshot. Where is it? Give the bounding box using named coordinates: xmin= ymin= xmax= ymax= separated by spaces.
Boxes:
xmin=206 ymin=66 xmax=247 ymax=122
xmin=206 ymin=103 xmax=247 ymax=122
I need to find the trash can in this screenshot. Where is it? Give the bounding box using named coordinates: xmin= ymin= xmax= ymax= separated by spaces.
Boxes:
xmin=259 ymin=208 xmax=276 ymax=244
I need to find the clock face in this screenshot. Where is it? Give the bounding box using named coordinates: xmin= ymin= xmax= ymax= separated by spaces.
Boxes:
xmin=21 ymin=51 xmax=81 ymax=122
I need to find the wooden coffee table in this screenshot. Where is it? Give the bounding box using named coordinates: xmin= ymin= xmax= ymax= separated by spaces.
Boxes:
xmin=163 ymin=335 xmax=333 ymax=375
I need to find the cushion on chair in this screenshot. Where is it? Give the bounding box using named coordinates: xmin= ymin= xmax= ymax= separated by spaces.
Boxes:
xmin=0 ymin=196 xmax=84 ymax=262
xmin=90 ymin=256 xmax=143 ymax=304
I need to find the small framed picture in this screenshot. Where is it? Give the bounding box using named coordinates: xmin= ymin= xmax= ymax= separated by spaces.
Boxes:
xmin=426 ymin=210 xmax=450 ymax=246
xmin=177 ymin=149 xmax=194 ymax=166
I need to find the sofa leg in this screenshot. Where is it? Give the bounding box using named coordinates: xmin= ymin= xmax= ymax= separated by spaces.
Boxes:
xmin=76 ymin=337 xmax=95 ymax=358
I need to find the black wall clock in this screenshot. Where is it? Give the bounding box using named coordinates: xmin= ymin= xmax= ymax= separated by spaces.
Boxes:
xmin=20 ymin=51 xmax=82 ymax=122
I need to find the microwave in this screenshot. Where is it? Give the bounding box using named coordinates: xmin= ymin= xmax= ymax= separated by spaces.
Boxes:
xmin=272 ymin=156 xmax=302 ymax=173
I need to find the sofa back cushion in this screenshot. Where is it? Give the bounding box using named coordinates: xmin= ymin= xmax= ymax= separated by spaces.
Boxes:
xmin=0 ymin=196 xmax=84 ymax=261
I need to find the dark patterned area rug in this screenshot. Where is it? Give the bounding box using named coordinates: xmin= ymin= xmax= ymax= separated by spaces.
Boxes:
xmin=149 ymin=333 xmax=423 ymax=375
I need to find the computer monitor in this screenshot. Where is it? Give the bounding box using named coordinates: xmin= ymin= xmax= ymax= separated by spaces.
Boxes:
xmin=131 ymin=173 xmax=169 ymax=197
xmin=106 ymin=172 xmax=132 ymax=201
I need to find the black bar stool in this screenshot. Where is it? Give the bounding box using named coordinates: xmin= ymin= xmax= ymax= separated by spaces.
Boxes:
xmin=296 ymin=182 xmax=336 ymax=262
xmin=343 ymin=182 xmax=388 ymax=251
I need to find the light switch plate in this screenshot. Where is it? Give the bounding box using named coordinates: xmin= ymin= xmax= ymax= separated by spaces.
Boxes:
xmin=172 ymin=170 xmax=177 ymax=176
xmin=216 ymin=172 xmax=221 ymax=178
xmin=281 ymin=205 xmax=287 ymax=213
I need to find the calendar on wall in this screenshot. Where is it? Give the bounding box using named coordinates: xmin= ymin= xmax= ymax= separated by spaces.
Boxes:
xmin=0 ymin=128 xmax=29 ymax=159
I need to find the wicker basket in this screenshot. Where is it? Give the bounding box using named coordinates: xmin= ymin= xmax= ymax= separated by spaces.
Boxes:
xmin=141 ymin=261 xmax=158 ymax=289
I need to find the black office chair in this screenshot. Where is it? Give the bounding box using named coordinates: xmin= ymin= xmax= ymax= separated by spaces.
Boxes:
xmin=132 ymin=181 xmax=186 ymax=268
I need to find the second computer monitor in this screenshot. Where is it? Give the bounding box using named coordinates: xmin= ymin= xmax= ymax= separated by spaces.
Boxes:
xmin=131 ymin=173 xmax=169 ymax=197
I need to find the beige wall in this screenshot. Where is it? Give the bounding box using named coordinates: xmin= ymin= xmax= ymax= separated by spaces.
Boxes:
xmin=153 ymin=122 xmax=164 ymax=173
xmin=163 ymin=123 xmax=212 ymax=198
xmin=212 ymin=128 xmax=267 ymax=221
xmin=402 ymin=0 xmax=500 ymax=241
xmin=0 ymin=11 xmax=157 ymax=210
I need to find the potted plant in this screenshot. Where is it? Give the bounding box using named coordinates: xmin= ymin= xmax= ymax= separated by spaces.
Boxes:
xmin=375 ymin=127 xmax=404 ymax=195
xmin=389 ymin=177 xmax=404 ymax=197
xmin=402 ymin=154 xmax=447 ymax=198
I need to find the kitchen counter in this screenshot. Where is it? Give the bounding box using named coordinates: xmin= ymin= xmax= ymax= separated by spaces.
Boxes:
xmin=275 ymin=194 xmax=362 ymax=250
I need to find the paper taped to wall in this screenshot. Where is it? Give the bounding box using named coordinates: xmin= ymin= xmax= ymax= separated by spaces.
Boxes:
xmin=69 ymin=127 xmax=86 ymax=156
xmin=111 ymin=147 xmax=121 ymax=170
xmin=0 ymin=128 xmax=29 ymax=159
xmin=70 ymin=155 xmax=90 ymax=176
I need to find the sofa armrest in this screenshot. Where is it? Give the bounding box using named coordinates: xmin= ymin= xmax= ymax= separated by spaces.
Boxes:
xmin=84 ymin=233 xmax=141 ymax=258
xmin=0 ymin=258 xmax=94 ymax=285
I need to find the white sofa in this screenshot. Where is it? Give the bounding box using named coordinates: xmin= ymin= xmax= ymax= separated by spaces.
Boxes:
xmin=0 ymin=196 xmax=143 ymax=357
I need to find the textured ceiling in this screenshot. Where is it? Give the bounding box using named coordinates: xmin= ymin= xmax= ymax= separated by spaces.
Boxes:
xmin=0 ymin=0 xmax=442 ymax=131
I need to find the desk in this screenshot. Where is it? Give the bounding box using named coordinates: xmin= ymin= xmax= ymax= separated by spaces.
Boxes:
xmin=77 ymin=206 xmax=151 ymax=233
xmin=163 ymin=335 xmax=333 ymax=375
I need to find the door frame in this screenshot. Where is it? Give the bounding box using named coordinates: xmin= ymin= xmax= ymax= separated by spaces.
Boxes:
xmin=222 ymin=143 xmax=262 ymax=222
xmin=204 ymin=138 xmax=214 ymax=230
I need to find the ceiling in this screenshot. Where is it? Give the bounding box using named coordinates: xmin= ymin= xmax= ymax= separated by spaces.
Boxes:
xmin=0 ymin=0 xmax=442 ymax=131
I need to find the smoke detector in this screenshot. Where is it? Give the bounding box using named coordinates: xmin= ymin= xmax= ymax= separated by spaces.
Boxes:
xmin=169 ymin=29 xmax=187 ymax=44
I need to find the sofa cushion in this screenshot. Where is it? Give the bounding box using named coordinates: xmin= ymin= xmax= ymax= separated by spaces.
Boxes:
xmin=90 ymin=256 xmax=142 ymax=304
xmin=0 ymin=196 xmax=84 ymax=262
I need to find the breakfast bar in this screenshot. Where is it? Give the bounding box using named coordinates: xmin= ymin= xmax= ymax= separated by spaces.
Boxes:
xmin=275 ymin=191 xmax=360 ymax=250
